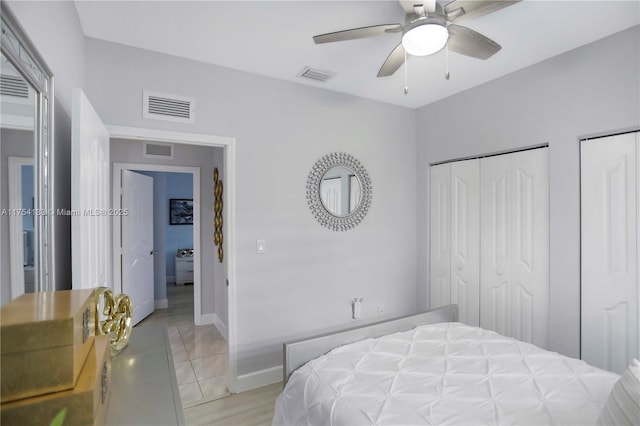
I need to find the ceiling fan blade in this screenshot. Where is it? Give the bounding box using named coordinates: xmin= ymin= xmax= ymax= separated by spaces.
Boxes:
xmin=313 ymin=24 xmax=402 ymax=44
xmin=398 ymin=0 xmax=436 ymax=15
xmin=445 ymin=0 xmax=520 ymax=23
xmin=377 ymin=43 xmax=406 ymax=77
xmin=447 ymin=24 xmax=501 ymax=60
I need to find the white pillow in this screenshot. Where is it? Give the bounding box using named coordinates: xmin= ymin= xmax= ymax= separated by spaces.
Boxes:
xmin=598 ymin=358 xmax=640 ymax=426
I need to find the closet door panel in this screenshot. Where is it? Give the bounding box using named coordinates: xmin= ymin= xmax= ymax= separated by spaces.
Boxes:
xmin=510 ymin=149 xmax=549 ymax=347
xmin=480 ymin=154 xmax=513 ymax=336
xmin=430 ymin=163 xmax=451 ymax=308
xmin=581 ymin=133 xmax=637 ymax=373
xmin=480 ymin=148 xmax=549 ymax=347
xmin=451 ymin=160 xmax=480 ymax=326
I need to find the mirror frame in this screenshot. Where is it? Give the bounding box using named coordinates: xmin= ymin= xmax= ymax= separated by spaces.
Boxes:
xmin=306 ymin=152 xmax=372 ymax=231
xmin=1 ymin=3 xmax=54 ymax=293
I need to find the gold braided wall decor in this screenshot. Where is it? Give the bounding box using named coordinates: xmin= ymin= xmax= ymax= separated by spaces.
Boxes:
xmin=213 ymin=167 xmax=224 ymax=262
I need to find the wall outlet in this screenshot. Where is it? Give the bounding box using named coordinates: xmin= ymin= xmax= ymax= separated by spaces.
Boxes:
xmin=377 ymin=305 xmax=384 ymax=316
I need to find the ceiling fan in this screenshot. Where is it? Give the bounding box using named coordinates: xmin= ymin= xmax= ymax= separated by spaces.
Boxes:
xmin=312 ymin=0 xmax=521 ymax=77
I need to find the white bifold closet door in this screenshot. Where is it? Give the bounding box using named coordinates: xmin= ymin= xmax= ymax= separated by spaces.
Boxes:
xmin=581 ymin=132 xmax=639 ymax=374
xmin=479 ymin=149 xmax=549 ymax=348
xmin=430 ymin=160 xmax=480 ymax=326
xmin=430 ymin=148 xmax=549 ymax=347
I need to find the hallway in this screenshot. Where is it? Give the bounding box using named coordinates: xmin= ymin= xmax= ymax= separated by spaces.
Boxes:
xmin=139 ymin=284 xmax=229 ymax=407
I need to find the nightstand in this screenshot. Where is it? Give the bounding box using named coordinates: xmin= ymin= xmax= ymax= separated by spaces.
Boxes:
xmin=175 ymin=256 xmax=194 ymax=285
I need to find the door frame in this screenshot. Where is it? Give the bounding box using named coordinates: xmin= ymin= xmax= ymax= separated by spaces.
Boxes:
xmin=7 ymin=156 xmax=33 ymax=299
xmin=115 ymin=165 xmax=195 ymax=323
xmin=107 ymin=125 xmax=238 ymax=392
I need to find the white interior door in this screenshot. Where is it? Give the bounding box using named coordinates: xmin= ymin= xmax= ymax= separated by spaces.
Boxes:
xmin=71 ymin=89 xmax=111 ymax=290
xmin=480 ymin=148 xmax=549 ymax=348
xmin=450 ymin=160 xmax=480 ymax=326
xmin=122 ymin=170 xmax=155 ymax=325
xmin=430 ymin=163 xmax=451 ymax=308
xmin=581 ymin=132 xmax=638 ymax=373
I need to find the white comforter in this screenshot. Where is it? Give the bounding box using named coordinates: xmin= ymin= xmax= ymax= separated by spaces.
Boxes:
xmin=273 ymin=322 xmax=619 ymax=426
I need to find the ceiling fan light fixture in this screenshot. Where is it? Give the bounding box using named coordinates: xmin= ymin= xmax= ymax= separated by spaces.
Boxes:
xmin=402 ymin=23 xmax=448 ymax=56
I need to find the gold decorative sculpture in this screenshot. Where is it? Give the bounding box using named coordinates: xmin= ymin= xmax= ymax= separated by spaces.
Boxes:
xmin=213 ymin=167 xmax=224 ymax=262
xmin=94 ymin=288 xmax=133 ymax=356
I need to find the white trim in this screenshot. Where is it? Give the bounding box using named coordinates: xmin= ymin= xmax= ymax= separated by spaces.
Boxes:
xmin=154 ymin=299 xmax=168 ymax=309
xmin=113 ymin=163 xmax=201 ymax=325
xmin=212 ymin=313 xmax=227 ymax=339
xmin=235 ymin=366 xmax=282 ymax=393
xmin=106 ymin=125 xmax=233 ymax=147
xmin=8 ymin=156 xmax=33 ymax=299
xmin=198 ymin=313 xmax=215 ymax=326
xmin=105 ymin=125 xmax=237 ymax=393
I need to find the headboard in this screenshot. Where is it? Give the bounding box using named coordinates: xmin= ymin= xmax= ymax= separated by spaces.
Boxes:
xmin=282 ymin=304 xmax=458 ymax=384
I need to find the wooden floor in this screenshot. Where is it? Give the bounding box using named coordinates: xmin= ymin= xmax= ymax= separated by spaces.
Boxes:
xmin=141 ymin=284 xmax=281 ymax=425
xmin=184 ymin=383 xmax=282 ymax=426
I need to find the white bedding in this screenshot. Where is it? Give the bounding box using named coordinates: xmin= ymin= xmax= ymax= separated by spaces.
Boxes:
xmin=273 ymin=322 xmax=619 ymax=426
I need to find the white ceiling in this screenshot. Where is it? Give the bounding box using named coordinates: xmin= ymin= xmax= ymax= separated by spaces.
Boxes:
xmin=74 ymin=0 xmax=640 ymax=109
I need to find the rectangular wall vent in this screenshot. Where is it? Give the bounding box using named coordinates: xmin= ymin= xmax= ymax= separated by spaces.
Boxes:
xmin=143 ymin=90 xmax=195 ymax=124
xmin=0 ymin=75 xmax=29 ymax=98
xmin=297 ymin=66 xmax=334 ymax=83
xmin=144 ymin=141 xmax=174 ymax=159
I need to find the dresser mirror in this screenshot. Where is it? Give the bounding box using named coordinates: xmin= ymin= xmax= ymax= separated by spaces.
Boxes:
xmin=1 ymin=5 xmax=54 ymax=303
xmin=306 ymin=152 xmax=372 ymax=231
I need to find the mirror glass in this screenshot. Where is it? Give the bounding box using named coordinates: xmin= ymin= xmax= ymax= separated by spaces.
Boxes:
xmin=1 ymin=52 xmax=37 ymax=296
xmin=1 ymin=6 xmax=54 ymax=304
xmin=320 ymin=166 xmax=362 ymax=217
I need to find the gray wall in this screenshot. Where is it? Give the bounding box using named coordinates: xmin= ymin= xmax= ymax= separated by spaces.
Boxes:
xmin=6 ymin=1 xmax=85 ymax=290
xmin=84 ymin=37 xmax=418 ymax=375
xmin=416 ymin=25 xmax=640 ymax=358
xmin=1 ymin=128 xmax=34 ymax=305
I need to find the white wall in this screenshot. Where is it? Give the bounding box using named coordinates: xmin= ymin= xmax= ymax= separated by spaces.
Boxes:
xmin=84 ymin=37 xmax=418 ymax=376
xmin=5 ymin=1 xmax=85 ymax=290
xmin=416 ymin=26 xmax=640 ymax=358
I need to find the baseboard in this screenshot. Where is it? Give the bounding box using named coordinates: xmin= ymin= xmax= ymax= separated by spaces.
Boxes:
xmin=166 ymin=275 xmax=176 ymax=284
xmin=212 ymin=313 xmax=227 ymax=339
xmin=197 ymin=313 xmax=215 ymax=326
xmin=235 ymin=365 xmax=282 ymax=392
xmin=154 ymin=299 xmax=168 ymax=309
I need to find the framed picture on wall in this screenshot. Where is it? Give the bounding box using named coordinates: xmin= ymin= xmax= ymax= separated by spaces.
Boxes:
xmin=169 ymin=199 xmax=193 ymax=225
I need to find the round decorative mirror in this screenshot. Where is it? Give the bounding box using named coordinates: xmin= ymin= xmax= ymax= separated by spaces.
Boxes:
xmin=306 ymin=153 xmax=372 ymax=231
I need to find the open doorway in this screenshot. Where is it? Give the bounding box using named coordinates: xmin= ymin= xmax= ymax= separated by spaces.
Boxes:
xmin=71 ymin=92 xmax=237 ymax=397
xmin=111 ymin=137 xmax=231 ymax=406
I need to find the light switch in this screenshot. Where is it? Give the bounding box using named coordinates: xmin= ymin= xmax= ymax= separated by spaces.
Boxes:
xmin=256 ymin=239 xmax=266 ymax=254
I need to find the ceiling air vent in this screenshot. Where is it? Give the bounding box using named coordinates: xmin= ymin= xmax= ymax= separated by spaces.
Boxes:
xmin=144 ymin=141 xmax=174 ymax=159
xmin=297 ymin=66 xmax=334 ymax=83
xmin=143 ymin=90 xmax=195 ymax=124
xmin=0 ymin=75 xmax=29 ymax=98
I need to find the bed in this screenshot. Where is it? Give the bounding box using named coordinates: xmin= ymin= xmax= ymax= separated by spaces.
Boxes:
xmin=273 ymin=305 xmax=623 ymax=426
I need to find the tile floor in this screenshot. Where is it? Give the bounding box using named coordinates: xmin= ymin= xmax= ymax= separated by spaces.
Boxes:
xmin=139 ymin=283 xmax=229 ymax=408
xmin=169 ymin=322 xmax=229 ymax=406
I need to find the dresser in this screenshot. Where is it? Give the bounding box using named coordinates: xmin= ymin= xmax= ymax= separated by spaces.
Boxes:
xmin=175 ymin=256 xmax=194 ymax=285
